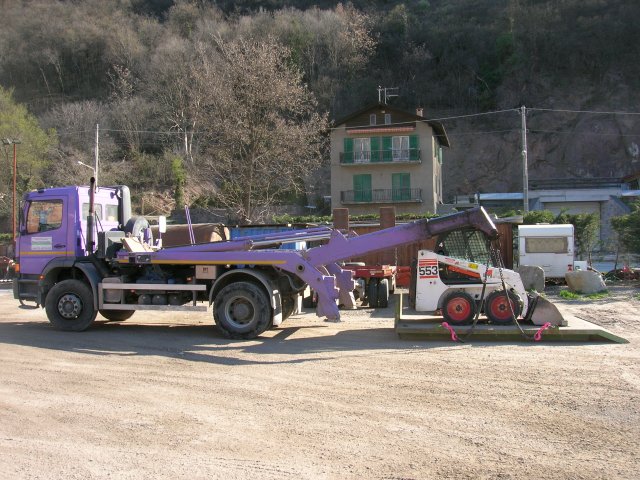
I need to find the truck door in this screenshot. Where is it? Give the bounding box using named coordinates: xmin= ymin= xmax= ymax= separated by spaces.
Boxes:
xmin=17 ymin=194 xmax=75 ymax=275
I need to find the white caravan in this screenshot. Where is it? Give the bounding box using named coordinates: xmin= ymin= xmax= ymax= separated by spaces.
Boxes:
xmin=517 ymin=224 xmax=584 ymax=279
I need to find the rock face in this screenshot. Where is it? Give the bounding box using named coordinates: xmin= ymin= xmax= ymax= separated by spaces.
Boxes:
xmin=565 ymin=270 xmax=607 ymax=294
xmin=517 ymin=265 xmax=545 ymax=292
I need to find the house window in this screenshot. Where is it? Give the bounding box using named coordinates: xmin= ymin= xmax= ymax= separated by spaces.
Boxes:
xmin=369 ymin=114 xmax=376 ymax=125
xmin=392 ymin=136 xmax=410 ymax=161
xmin=392 ymin=173 xmax=411 ymax=201
xmin=384 ymin=113 xmax=391 ymax=125
xmin=353 ymin=174 xmax=372 ymax=202
xmin=353 ymin=138 xmax=371 ymax=163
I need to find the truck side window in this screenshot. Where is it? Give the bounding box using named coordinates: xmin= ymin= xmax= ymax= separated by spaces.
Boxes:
xmin=105 ymin=205 xmax=118 ymax=222
xmin=26 ymin=200 xmax=63 ymax=234
xmin=82 ymin=203 xmax=103 ymax=221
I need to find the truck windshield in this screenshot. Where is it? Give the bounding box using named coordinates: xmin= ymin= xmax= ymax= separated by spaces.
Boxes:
xmin=26 ymin=200 xmax=63 ymax=234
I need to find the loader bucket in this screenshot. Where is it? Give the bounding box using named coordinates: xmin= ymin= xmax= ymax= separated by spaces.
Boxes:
xmin=527 ymin=293 xmax=567 ymax=327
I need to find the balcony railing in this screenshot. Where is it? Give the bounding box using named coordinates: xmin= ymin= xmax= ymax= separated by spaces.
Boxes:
xmin=341 ymin=188 xmax=423 ymax=204
xmin=340 ymin=149 xmax=421 ymax=164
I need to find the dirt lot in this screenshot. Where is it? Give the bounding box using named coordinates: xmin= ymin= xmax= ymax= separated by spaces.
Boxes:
xmin=1 ymin=284 xmax=639 ymax=480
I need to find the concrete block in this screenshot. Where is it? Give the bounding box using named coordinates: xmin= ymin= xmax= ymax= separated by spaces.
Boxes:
xmin=565 ymin=270 xmax=607 ymax=294
xmin=517 ymin=265 xmax=545 ymax=292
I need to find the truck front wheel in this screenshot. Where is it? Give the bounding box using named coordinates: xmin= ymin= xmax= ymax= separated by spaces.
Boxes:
xmin=213 ymin=282 xmax=272 ymax=339
xmin=45 ymin=279 xmax=97 ymax=331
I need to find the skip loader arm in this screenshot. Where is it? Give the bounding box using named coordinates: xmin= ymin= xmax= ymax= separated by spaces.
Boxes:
xmin=146 ymin=208 xmax=497 ymax=324
xmin=302 ymin=207 xmax=498 ymax=321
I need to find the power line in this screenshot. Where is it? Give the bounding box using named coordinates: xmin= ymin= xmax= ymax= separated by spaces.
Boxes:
xmin=529 ymin=107 xmax=640 ymax=116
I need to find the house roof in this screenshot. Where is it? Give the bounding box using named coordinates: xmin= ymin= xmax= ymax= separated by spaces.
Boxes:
xmin=333 ymin=103 xmax=450 ymax=148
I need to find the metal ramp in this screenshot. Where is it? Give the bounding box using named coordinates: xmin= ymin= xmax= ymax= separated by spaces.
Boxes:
xmin=394 ymin=294 xmax=628 ymax=343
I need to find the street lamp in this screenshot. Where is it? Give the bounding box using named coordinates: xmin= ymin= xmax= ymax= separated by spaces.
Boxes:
xmin=77 ymin=160 xmax=97 ymax=189
xmin=3 ymin=138 xmax=21 ymax=247
xmin=77 ymin=160 xmax=96 ymax=174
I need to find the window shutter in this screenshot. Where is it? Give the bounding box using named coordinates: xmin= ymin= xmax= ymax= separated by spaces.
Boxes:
xmin=392 ymin=173 xmax=410 ymax=201
xmin=370 ymin=137 xmax=380 ymax=162
xmin=354 ymin=174 xmax=372 ymax=202
xmin=343 ymin=138 xmax=353 ymax=163
xmin=382 ymin=136 xmax=392 ymax=162
xmin=409 ymin=135 xmax=419 ymax=161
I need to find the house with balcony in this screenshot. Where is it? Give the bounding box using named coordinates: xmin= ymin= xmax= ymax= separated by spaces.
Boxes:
xmin=330 ymin=103 xmax=450 ymax=216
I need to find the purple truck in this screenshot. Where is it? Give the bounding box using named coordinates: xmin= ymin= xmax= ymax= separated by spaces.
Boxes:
xmin=13 ymin=180 xmax=498 ymax=339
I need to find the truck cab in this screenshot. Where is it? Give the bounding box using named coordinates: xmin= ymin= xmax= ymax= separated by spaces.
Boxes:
xmin=14 ymin=185 xmax=130 ymax=305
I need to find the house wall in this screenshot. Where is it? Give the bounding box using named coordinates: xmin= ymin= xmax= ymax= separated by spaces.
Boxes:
xmin=330 ymin=108 xmax=442 ymax=216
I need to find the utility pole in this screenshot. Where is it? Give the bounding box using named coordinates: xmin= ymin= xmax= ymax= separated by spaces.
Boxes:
xmin=520 ymin=106 xmax=529 ymax=213
xmin=94 ymin=123 xmax=99 ymax=190
xmin=2 ymin=138 xmax=21 ymax=247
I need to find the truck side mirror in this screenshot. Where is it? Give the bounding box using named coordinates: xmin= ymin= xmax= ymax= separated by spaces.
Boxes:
xmin=158 ymin=216 xmax=167 ymax=234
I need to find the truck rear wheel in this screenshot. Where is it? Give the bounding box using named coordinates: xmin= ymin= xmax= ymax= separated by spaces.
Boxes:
xmin=213 ymin=281 xmax=272 ymax=339
xmin=377 ymin=279 xmax=390 ymax=308
xmin=442 ymin=291 xmax=476 ymax=325
xmin=282 ymin=294 xmax=296 ymax=321
xmin=45 ymin=279 xmax=97 ymax=331
xmin=368 ymin=278 xmax=379 ymax=308
xmin=99 ymin=310 xmax=135 ymax=322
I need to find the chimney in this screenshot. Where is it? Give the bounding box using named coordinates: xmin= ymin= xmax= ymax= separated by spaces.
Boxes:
xmin=416 ymin=107 xmax=424 ymax=117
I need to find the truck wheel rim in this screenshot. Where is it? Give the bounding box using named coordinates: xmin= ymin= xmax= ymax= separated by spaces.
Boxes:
xmin=58 ymin=294 xmax=82 ymax=319
xmin=446 ymin=297 xmax=471 ymax=321
xmin=225 ymin=295 xmax=255 ymax=328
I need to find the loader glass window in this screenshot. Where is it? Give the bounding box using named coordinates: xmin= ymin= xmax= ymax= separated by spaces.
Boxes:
xmin=525 ymin=237 xmax=568 ymax=254
xmin=26 ymin=200 xmax=63 ymax=234
xmin=438 ymin=229 xmax=492 ymax=264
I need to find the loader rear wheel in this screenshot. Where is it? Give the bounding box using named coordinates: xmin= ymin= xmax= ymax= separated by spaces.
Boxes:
xmin=45 ymin=279 xmax=97 ymax=331
xmin=377 ymin=279 xmax=390 ymax=308
xmin=213 ymin=281 xmax=271 ymax=339
xmin=485 ymin=290 xmax=522 ymax=325
xmin=99 ymin=310 xmax=135 ymax=322
xmin=442 ymin=291 xmax=476 ymax=325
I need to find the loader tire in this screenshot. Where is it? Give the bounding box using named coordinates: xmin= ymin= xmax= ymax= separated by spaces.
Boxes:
xmin=45 ymin=279 xmax=97 ymax=331
xmin=485 ymin=290 xmax=522 ymax=325
xmin=213 ymin=281 xmax=272 ymax=339
xmin=99 ymin=310 xmax=135 ymax=322
xmin=442 ymin=291 xmax=476 ymax=325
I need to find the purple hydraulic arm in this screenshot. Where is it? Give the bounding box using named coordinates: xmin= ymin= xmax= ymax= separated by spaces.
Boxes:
xmin=121 ymin=208 xmax=497 ymax=321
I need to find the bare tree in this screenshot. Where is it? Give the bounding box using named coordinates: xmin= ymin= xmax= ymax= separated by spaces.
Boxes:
xmin=198 ymin=36 xmax=327 ymax=223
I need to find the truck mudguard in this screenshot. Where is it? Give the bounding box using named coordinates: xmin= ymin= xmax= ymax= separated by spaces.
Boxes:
xmin=41 ymin=258 xmax=102 ymax=307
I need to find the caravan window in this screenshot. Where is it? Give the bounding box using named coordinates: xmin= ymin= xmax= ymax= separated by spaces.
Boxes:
xmin=525 ymin=237 xmax=568 ymax=254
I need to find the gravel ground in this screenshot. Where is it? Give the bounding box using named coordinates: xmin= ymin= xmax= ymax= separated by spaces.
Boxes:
xmin=0 ymin=284 xmax=639 ymax=479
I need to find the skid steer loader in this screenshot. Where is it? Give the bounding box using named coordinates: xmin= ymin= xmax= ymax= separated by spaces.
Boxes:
xmin=409 ymin=228 xmax=566 ymax=327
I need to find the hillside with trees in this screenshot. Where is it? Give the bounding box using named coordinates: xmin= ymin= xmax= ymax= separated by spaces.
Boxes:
xmin=0 ymin=0 xmax=639 ymax=226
